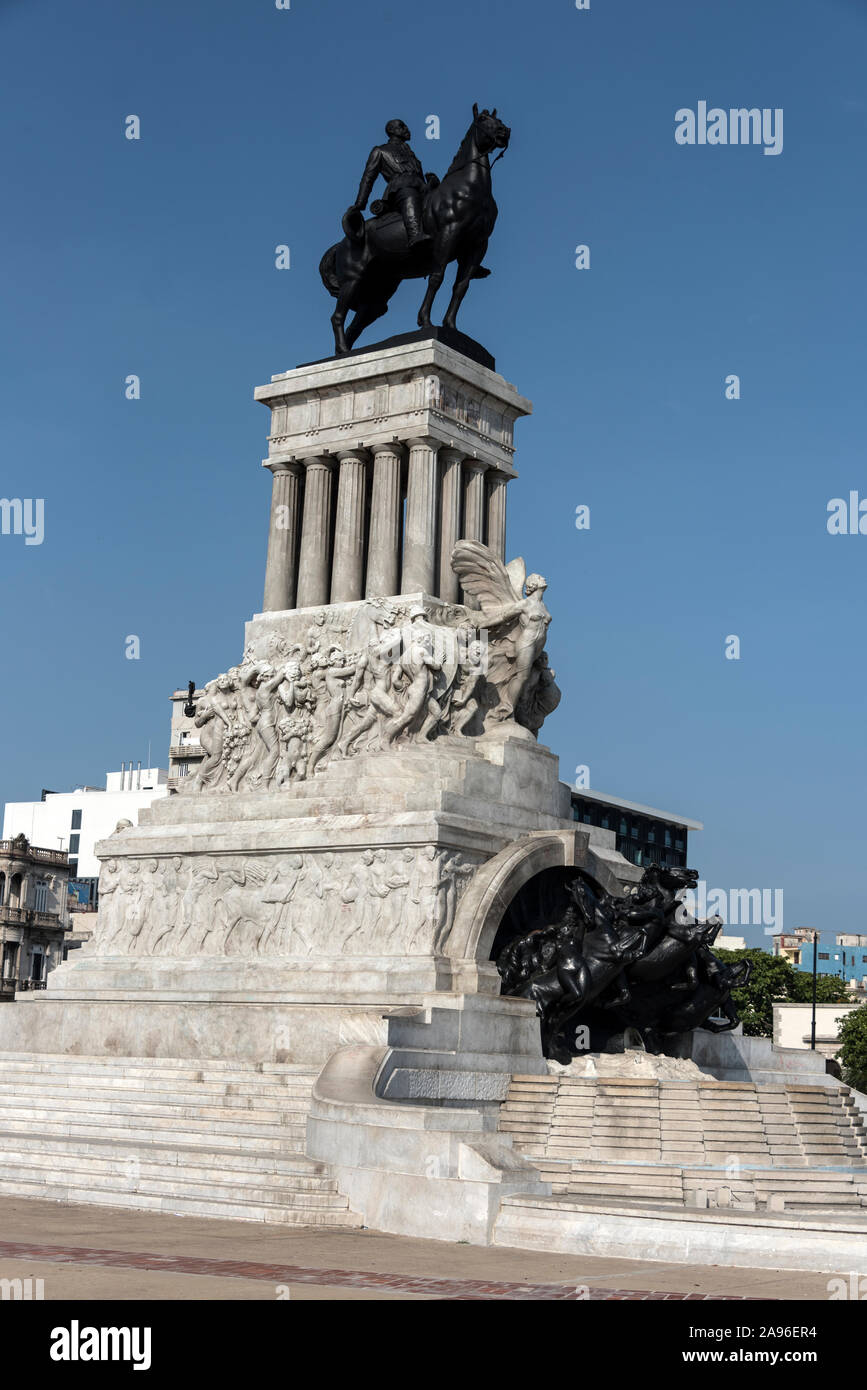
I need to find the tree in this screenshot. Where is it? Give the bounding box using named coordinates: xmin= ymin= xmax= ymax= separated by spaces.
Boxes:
xmin=789 ymin=972 xmax=849 ymax=1005
xmin=714 ymin=949 xmax=795 ymax=1037
xmin=714 ymin=948 xmax=848 ymax=1037
xmin=837 ymin=1005 xmax=867 ymax=1094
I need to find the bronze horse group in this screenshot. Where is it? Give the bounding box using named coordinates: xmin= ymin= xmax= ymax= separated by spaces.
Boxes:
xmin=319 ymin=105 xmax=510 ymax=356
xmin=498 ymin=865 xmax=751 ymax=1063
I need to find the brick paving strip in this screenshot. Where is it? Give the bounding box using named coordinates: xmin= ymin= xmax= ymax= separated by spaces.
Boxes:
xmin=0 ymin=1240 xmax=772 ymax=1300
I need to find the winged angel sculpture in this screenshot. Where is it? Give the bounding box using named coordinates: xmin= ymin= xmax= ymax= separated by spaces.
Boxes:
xmin=450 ymin=540 xmax=560 ymax=732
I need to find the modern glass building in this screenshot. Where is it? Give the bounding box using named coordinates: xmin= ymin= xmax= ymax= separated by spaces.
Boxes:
xmin=570 ymin=790 xmax=702 ymax=870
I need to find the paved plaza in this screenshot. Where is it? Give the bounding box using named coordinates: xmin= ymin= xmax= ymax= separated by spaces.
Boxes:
xmin=0 ymin=1196 xmax=835 ymax=1301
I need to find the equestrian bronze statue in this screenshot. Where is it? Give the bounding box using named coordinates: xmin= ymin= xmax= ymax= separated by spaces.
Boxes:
xmin=319 ymin=104 xmax=510 ymax=356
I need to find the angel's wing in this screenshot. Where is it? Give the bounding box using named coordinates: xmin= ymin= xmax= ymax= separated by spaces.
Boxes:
xmin=451 ymin=540 xmax=524 ymax=610
xmin=505 ymin=557 xmax=526 ymax=598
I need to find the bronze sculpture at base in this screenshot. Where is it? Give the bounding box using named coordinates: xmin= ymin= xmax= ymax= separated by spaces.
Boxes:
xmin=495 ymin=864 xmax=752 ymax=1064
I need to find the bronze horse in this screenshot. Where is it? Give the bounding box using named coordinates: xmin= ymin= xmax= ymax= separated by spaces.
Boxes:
xmin=319 ymin=105 xmax=510 ymax=356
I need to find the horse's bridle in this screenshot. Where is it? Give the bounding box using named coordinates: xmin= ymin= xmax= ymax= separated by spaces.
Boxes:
xmin=450 ymin=143 xmax=509 ymax=175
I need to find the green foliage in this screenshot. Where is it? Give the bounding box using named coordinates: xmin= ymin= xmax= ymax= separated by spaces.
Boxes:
xmin=714 ymin=948 xmax=849 ymax=1038
xmin=715 ymin=948 xmax=795 ymax=1037
xmin=837 ymin=1006 xmax=867 ymax=1094
xmin=789 ymin=972 xmax=849 ymax=1005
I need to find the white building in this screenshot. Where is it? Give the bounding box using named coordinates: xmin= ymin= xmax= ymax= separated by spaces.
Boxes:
xmin=2 ymin=766 xmax=169 ymax=881
xmin=168 ymin=688 xmax=205 ymax=790
xmin=773 ymin=1001 xmax=861 ymax=1060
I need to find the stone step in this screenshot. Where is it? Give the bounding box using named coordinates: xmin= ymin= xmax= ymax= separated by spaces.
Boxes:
xmin=0 ymin=1096 xmax=304 ymax=1128
xmin=0 ymin=1051 xmax=364 ymax=1228
xmin=0 ymin=1052 xmax=317 ymax=1079
xmin=0 ymin=1067 xmax=316 ymax=1090
xmin=570 ymin=1170 xmax=682 ymax=1186
xmin=567 ymin=1183 xmax=683 ymax=1201
xmin=0 ymin=1131 xmax=327 ymax=1177
xmin=0 ymin=1176 xmax=362 ymax=1226
xmin=0 ymin=1082 xmax=314 ymax=1111
xmin=0 ymin=1116 xmax=305 ymax=1151
xmin=0 ymin=1159 xmax=350 ymax=1208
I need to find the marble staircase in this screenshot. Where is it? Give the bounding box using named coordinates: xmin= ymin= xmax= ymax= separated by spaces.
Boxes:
xmin=0 ymin=1052 xmax=362 ymax=1226
xmin=498 ymin=1072 xmax=867 ymax=1211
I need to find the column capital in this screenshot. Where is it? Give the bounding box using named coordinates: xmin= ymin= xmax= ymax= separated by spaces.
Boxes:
xmin=438 ymin=444 xmax=466 ymax=466
xmin=336 ymin=447 xmax=371 ymax=464
xmin=402 ymin=434 xmax=440 ymax=452
xmin=463 ymin=457 xmax=489 ymax=474
xmin=265 ymin=459 xmax=303 ymax=477
xmin=371 ymin=440 xmax=406 ymax=459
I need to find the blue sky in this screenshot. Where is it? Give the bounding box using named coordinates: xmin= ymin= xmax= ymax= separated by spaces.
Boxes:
xmin=1 ymin=0 xmax=865 ymax=944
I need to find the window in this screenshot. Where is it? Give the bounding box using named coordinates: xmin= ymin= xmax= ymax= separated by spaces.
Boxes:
xmin=630 ymin=824 xmax=639 ymax=839
xmin=68 ymin=834 xmax=80 ymax=854
xmin=71 ymin=809 xmax=82 ymax=830
xmin=619 ymin=819 xmax=627 ymax=837
xmin=819 ymin=952 xmax=830 ymax=960
xmin=647 ymin=828 xmax=655 ymax=843
xmin=664 ymin=829 xmax=672 ymax=848
xmin=34 ymin=879 xmax=49 ymax=913
xmin=674 ymin=838 xmax=684 ymax=852
xmin=600 ymin=814 xmax=610 ymax=829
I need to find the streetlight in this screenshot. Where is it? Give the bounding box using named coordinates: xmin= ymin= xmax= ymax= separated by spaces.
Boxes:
xmin=810 ymin=930 xmax=818 ymax=1051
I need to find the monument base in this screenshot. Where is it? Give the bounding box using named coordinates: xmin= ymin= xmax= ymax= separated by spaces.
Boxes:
xmin=297 ymin=326 xmax=496 ymax=372
xmin=0 ymin=733 xmax=581 ymax=1064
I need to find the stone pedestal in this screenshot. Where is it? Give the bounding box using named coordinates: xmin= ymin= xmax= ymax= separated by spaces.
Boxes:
xmin=0 ymin=341 xmax=576 ymax=1074
xmin=255 ymin=337 xmax=529 ymax=609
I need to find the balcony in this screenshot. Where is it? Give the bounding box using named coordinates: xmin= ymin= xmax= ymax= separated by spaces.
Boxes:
xmin=0 ymin=978 xmax=47 ymax=998
xmin=169 ymin=745 xmax=204 ymax=760
xmin=0 ymin=905 xmax=67 ymax=931
xmin=0 ymin=841 xmax=69 ymax=868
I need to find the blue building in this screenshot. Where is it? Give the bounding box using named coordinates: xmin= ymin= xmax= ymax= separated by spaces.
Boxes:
xmin=774 ymin=931 xmax=867 ymax=989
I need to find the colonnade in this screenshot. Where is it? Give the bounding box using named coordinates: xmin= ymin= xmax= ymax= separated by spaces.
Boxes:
xmin=262 ymin=439 xmax=511 ymax=611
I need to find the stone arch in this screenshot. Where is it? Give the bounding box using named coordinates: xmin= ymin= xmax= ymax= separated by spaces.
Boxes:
xmin=446 ymin=828 xmax=641 ymax=968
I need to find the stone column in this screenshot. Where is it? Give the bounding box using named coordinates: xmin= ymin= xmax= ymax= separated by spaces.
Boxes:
xmin=366 ymin=444 xmax=403 ymax=598
xmin=262 ymin=463 xmax=302 ymax=612
xmin=401 ymin=436 xmax=439 ymax=596
xmin=486 ymin=472 xmax=509 ymax=561
xmin=296 ymin=457 xmax=334 ymax=609
xmin=461 ymin=460 xmax=487 ymax=607
xmin=331 ymin=450 xmax=368 ymax=603
xmin=437 ymin=447 xmax=463 ymax=604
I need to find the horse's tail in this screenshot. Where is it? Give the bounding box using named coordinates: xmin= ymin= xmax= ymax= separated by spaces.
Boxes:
xmin=318 ymin=244 xmax=341 ymax=298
